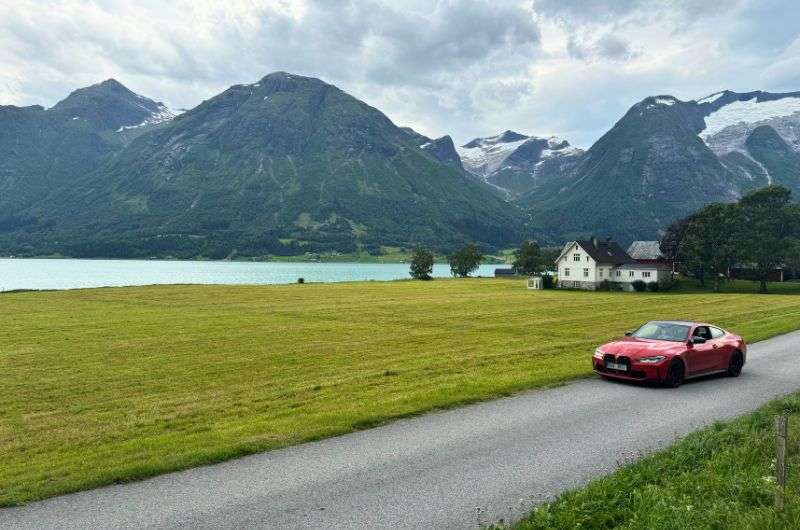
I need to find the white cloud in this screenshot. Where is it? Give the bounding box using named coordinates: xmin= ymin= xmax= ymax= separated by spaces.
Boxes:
xmin=1 ymin=0 xmax=799 ymax=148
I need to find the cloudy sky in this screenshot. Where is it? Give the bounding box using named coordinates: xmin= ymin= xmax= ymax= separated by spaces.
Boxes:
xmin=2 ymin=0 xmax=800 ymax=147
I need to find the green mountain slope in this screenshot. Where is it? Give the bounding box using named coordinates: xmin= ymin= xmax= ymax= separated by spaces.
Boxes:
xmin=0 ymin=80 xmax=172 ymax=229
xmin=7 ymin=73 xmax=520 ymax=258
xmin=522 ymin=96 xmax=738 ymax=243
xmin=744 ymin=125 xmax=800 ymax=194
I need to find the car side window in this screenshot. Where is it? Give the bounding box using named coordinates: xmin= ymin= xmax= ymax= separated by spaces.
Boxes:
xmin=710 ymin=327 xmax=725 ymax=339
xmin=693 ymin=326 xmax=711 ymax=340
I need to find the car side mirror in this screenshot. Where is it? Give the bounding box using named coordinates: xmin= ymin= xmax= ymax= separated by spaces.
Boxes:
xmin=624 ymin=331 xmax=633 ymax=336
xmin=692 ymin=336 xmax=707 ymax=344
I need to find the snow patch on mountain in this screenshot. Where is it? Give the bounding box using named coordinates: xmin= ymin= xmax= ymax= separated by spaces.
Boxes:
xmin=701 ymin=96 xmax=800 ymax=138
xmin=116 ymin=103 xmax=176 ymax=132
xmin=700 ymin=95 xmax=800 ymax=154
xmin=456 ymin=133 xmax=529 ymax=177
xmin=456 ymin=131 xmax=584 ymax=196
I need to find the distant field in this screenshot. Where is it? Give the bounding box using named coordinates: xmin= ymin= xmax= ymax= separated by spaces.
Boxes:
xmin=2 ymin=279 xmax=800 ymax=505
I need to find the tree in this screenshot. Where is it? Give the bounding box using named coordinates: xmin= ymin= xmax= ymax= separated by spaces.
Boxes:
xmin=660 ymin=213 xmax=698 ymax=281
xmin=683 ymin=203 xmax=742 ymax=292
xmin=449 ymin=243 xmax=483 ymax=278
xmin=512 ymin=240 xmax=546 ymax=276
xmin=738 ymin=185 xmax=795 ymax=293
xmin=409 ymin=248 xmax=434 ymax=280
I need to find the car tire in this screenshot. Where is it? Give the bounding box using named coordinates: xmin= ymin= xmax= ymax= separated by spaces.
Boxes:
xmin=664 ymin=360 xmax=685 ymax=388
xmin=727 ymin=351 xmax=744 ymax=377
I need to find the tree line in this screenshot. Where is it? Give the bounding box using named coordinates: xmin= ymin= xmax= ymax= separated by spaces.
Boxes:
xmin=660 ymin=185 xmax=800 ymax=292
xmin=409 ymin=240 xmax=556 ymax=281
xmin=409 ymin=244 xmax=486 ymax=280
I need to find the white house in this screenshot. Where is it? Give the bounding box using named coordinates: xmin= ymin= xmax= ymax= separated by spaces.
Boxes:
xmin=555 ymin=238 xmax=671 ymax=291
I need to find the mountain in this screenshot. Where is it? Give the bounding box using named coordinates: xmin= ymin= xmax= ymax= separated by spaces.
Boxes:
xmin=5 ymin=75 xmax=800 ymax=256
xmin=0 ymin=79 xmax=173 ymax=228
xmin=456 ymin=131 xmax=583 ymax=197
xmin=50 ymin=78 xmax=174 ymax=133
xmin=400 ymin=127 xmax=464 ymax=172
xmin=522 ymin=91 xmax=800 ymax=243
xmin=2 ymin=73 xmax=521 ymax=258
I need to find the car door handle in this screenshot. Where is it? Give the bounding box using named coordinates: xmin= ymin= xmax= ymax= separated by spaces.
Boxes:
xmin=712 ymin=344 xmax=718 ymax=349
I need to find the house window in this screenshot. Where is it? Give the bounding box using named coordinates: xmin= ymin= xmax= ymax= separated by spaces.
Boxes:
xmin=573 ymin=254 xmax=580 ymax=261
xmin=642 ymin=271 xmax=652 ymax=278
xmin=583 ymin=268 xmax=589 ymax=277
xmin=564 ymin=268 xmax=570 ymax=277
xmin=599 ymin=269 xmax=604 ymax=278
xmin=586 ymin=256 xmax=590 ymax=262
xmin=615 ymin=270 xmax=621 ymax=277
xmin=629 ymin=271 xmax=635 ymax=277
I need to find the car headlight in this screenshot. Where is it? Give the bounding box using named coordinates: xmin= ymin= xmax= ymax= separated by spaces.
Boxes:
xmin=638 ymin=355 xmax=666 ymax=363
xmin=594 ymin=348 xmax=606 ymax=358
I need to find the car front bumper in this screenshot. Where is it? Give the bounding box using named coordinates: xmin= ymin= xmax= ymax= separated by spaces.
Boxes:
xmin=592 ymin=357 xmax=667 ymax=382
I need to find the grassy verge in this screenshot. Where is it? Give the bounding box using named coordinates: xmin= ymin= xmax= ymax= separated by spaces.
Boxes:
xmin=2 ymin=279 xmax=800 ymax=505
xmin=512 ymin=392 xmax=800 ymax=529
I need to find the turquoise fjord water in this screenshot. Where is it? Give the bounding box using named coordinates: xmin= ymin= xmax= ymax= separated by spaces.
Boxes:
xmin=0 ymin=259 xmax=502 ymax=291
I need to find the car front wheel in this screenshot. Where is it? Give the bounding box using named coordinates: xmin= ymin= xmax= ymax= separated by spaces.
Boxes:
xmin=664 ymin=360 xmax=685 ymax=388
xmin=727 ymin=351 xmax=744 ymax=377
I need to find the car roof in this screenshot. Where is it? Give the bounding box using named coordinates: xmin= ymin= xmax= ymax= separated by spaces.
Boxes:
xmin=648 ymin=320 xmax=707 ymax=327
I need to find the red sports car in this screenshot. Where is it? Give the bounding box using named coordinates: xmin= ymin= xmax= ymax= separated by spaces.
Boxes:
xmin=593 ymin=320 xmax=746 ymax=387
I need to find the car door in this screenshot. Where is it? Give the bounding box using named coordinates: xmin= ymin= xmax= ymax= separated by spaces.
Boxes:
xmin=686 ymin=326 xmax=716 ymax=374
xmin=709 ymin=326 xmax=731 ymax=370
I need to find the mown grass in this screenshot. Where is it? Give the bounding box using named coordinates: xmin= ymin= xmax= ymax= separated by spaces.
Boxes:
xmin=2 ymin=279 xmax=800 ymax=506
xmin=512 ymin=392 xmax=800 ymax=529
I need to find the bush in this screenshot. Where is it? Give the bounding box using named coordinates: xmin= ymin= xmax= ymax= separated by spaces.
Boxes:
xmin=660 ymin=276 xmax=678 ymax=291
xmin=297 ymin=277 xmax=305 ymax=284
xmin=647 ymin=281 xmax=660 ymax=292
xmin=542 ymin=275 xmax=555 ymax=289
xmin=631 ymin=280 xmax=647 ymax=292
xmin=596 ymin=279 xmax=612 ymax=291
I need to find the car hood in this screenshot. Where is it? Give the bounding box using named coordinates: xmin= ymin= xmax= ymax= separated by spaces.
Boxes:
xmin=599 ymin=337 xmax=686 ymax=358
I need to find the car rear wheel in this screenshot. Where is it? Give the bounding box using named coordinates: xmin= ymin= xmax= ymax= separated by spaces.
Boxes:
xmin=727 ymin=351 xmax=744 ymax=377
xmin=664 ymin=360 xmax=685 ymax=388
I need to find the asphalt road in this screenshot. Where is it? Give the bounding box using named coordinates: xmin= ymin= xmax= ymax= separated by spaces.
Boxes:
xmin=3 ymin=330 xmax=800 ymax=529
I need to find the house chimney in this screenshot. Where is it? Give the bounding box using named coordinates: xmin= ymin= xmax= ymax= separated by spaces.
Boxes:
xmin=592 ymin=236 xmax=599 ymax=248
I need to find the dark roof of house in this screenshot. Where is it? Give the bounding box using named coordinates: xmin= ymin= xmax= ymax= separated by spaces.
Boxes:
xmin=627 ymin=241 xmax=664 ymax=260
xmin=575 ymin=239 xmax=636 ymax=265
xmin=494 ymin=268 xmax=516 ymax=276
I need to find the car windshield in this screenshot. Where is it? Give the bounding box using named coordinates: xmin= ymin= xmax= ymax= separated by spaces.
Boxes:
xmin=631 ymin=322 xmax=690 ymax=342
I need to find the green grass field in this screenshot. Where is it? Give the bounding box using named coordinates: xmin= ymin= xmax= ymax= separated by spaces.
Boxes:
xmin=2 ymin=279 xmax=800 ymax=506
xmin=512 ymin=392 xmax=800 ymax=529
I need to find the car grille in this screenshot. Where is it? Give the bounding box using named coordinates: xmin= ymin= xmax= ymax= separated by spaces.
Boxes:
xmin=602 ymin=354 xmax=631 ymax=375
